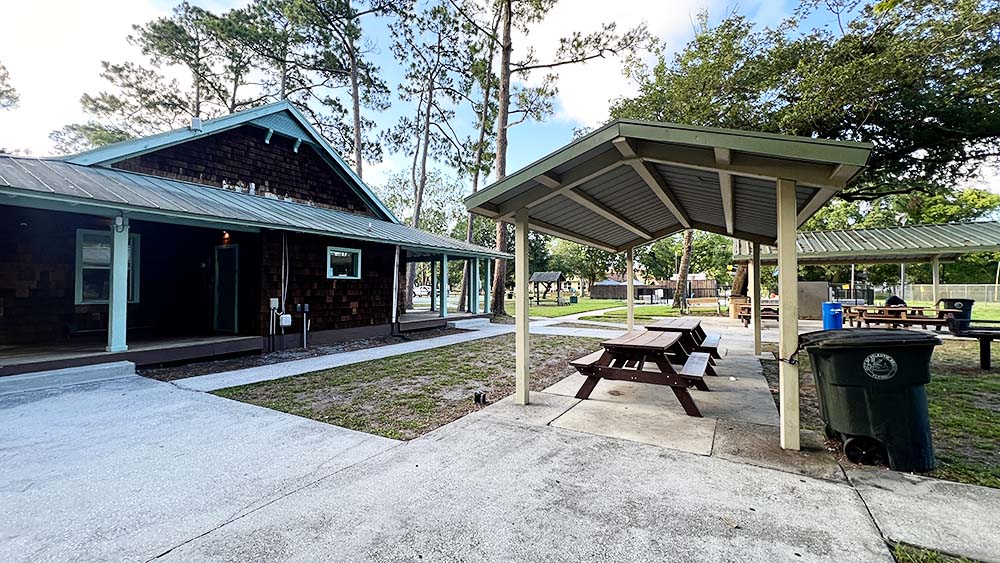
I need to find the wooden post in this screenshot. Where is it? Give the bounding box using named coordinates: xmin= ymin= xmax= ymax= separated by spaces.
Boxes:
xmin=106 ymin=217 xmax=129 ymax=352
xmin=483 ymin=258 xmax=493 ymax=313
xmin=470 ymin=258 xmax=479 ymax=314
xmin=626 ymin=247 xmax=635 ymax=332
xmin=750 ymin=242 xmax=762 ymax=356
xmin=776 ymin=178 xmax=800 ymax=451
xmin=429 ymin=261 xmax=436 ymax=312
xmin=515 ymin=208 xmax=530 ymax=405
xmin=931 ymin=257 xmax=940 ymax=305
xmin=439 ymin=255 xmax=449 ymax=318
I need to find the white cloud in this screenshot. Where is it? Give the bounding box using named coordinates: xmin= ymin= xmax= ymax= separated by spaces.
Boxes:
xmin=511 ymin=0 xmax=717 ymax=127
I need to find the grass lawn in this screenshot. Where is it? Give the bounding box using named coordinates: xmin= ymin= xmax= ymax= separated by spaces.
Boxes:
xmin=579 ymin=305 xmax=729 ymax=323
xmin=503 ymin=297 xmax=625 ymax=318
xmin=762 ymin=339 xmax=1000 ymax=488
xmin=214 ymin=334 xmax=601 ymax=441
xmin=906 ymin=300 xmax=1000 ymax=321
xmin=893 ymin=543 xmax=975 ymax=563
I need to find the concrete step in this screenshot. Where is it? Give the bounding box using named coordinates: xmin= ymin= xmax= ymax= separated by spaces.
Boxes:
xmin=447 ymin=318 xmax=492 ymax=330
xmin=0 ymin=361 xmax=136 ymax=396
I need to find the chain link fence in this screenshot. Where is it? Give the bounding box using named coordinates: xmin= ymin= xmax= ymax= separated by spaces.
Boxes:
xmin=886 ymin=284 xmax=1000 ymax=303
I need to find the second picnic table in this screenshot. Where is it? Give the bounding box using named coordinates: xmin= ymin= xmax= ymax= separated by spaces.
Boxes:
xmin=844 ymin=305 xmax=960 ymax=329
xmin=570 ymin=330 xmax=714 ymax=417
xmin=645 ymin=317 xmax=722 ymax=359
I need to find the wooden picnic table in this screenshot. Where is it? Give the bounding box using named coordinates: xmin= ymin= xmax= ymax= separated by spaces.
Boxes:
xmin=646 ymin=317 xmax=722 ymax=360
xmin=569 ymin=331 xmax=713 ymax=417
xmin=844 ymin=305 xmax=961 ymax=329
xmin=737 ymin=303 xmax=779 ymax=327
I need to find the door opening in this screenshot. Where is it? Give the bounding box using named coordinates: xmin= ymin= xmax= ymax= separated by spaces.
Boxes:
xmin=214 ymin=245 xmax=239 ymax=333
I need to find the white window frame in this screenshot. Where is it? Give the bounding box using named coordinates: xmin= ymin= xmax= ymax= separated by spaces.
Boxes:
xmin=326 ymin=246 xmax=362 ymax=280
xmin=74 ymin=229 xmax=141 ymax=305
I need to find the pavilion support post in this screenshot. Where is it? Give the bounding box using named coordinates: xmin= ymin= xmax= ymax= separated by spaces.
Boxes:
xmin=514 ymin=208 xmax=530 ymax=405
xmin=776 ymin=178 xmax=800 ymax=451
xmin=470 ymin=258 xmax=479 ymax=314
xmin=932 ymin=257 xmax=940 ymax=304
xmin=626 ymin=247 xmax=635 ymax=332
xmin=430 ymin=261 xmax=436 ymax=312
xmin=750 ymin=242 xmax=762 ymax=356
xmin=106 ymin=217 xmax=130 ymax=353
xmin=439 ymin=255 xmax=449 ymax=318
xmin=900 ymin=263 xmax=906 ymax=300
xmin=484 ymin=258 xmax=492 ymax=314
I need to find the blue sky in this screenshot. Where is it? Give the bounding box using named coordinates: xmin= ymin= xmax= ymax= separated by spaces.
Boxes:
xmin=2 ymin=0 xmax=997 ymax=194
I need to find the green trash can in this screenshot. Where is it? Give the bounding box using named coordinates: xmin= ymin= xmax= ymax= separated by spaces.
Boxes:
xmin=569 ymin=295 xmax=579 ymax=304
xmin=939 ymin=298 xmax=975 ymax=331
xmin=798 ymin=329 xmax=941 ymax=472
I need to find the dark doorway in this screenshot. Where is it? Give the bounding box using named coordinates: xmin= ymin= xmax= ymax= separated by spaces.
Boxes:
xmin=214 ymin=245 xmax=239 ymax=333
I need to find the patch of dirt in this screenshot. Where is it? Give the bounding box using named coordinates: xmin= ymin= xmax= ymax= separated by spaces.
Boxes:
xmin=139 ymin=327 xmax=469 ymax=381
xmin=214 ymin=334 xmax=602 ymax=441
xmin=549 ymin=322 xmax=620 ymax=330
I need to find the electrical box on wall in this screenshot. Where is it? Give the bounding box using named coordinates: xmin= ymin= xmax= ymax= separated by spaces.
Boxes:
xmin=279 ymin=314 xmax=292 ymax=328
xmin=269 ymin=298 xmax=280 ymax=310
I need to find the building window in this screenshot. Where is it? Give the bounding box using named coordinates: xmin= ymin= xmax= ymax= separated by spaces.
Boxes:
xmin=327 ymin=246 xmax=361 ymax=279
xmin=75 ymin=229 xmax=140 ymax=304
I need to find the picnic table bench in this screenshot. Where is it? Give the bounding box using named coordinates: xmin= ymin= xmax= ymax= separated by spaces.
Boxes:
xmin=844 ymin=305 xmax=959 ymax=330
xmin=737 ymin=303 xmax=779 ymax=327
xmin=946 ymin=315 xmax=1000 ymax=370
xmin=646 ymin=317 xmax=722 ymax=362
xmin=684 ymin=297 xmax=722 ymax=315
xmin=569 ymin=330 xmax=713 ymax=417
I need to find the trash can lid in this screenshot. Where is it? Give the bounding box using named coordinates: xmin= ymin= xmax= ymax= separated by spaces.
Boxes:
xmin=799 ymin=328 xmax=941 ymax=349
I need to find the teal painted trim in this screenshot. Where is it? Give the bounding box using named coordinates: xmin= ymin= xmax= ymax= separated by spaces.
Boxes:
xmin=469 ymin=258 xmax=479 ymax=314
xmin=106 ymin=220 xmax=130 ymax=352
xmin=74 ymin=228 xmax=140 ymax=305
xmin=439 ymin=255 xmax=448 ymax=318
xmin=59 ymin=100 xmax=401 ymax=224
xmin=326 ymin=245 xmax=362 ymax=280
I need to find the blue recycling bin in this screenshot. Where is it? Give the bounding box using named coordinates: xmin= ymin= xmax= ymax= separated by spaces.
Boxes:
xmin=822 ymin=302 xmax=844 ymax=330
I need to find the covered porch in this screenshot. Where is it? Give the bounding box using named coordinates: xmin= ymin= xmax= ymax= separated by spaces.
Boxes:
xmin=467 ymin=119 xmax=872 ymax=450
xmin=400 ymin=247 xmax=497 ymax=327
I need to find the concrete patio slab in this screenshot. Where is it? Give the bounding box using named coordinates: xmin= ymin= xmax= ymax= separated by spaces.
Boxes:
xmin=157 ymin=413 xmax=893 ymax=563
xmin=550 ymin=396 xmax=718 ymax=454
xmin=848 ymin=469 xmax=1000 ymax=562
xmin=713 ymin=422 xmax=844 ymax=482
xmin=0 ymin=376 xmax=398 ymax=563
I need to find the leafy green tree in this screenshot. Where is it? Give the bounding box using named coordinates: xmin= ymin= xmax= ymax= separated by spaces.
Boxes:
xmin=0 ymin=61 xmax=18 ymax=110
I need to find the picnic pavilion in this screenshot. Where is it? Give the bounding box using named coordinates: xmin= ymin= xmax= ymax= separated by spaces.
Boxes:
xmin=466 ymin=119 xmax=872 ymax=450
xmin=733 ymin=221 xmax=1000 ymax=303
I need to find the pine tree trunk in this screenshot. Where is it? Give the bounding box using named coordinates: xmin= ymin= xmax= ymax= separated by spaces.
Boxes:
xmin=490 ymin=0 xmax=513 ymax=317
xmin=349 ymin=39 xmax=364 ymax=179
xmin=732 ymin=264 xmax=749 ymax=296
xmin=675 ymin=229 xmax=693 ymax=312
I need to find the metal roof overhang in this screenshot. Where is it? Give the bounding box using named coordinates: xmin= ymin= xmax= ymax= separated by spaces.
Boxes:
xmin=466 ymin=120 xmax=873 ymax=251
xmin=733 ymin=222 xmax=1000 ymax=265
xmin=0 ymin=156 xmax=509 ymax=260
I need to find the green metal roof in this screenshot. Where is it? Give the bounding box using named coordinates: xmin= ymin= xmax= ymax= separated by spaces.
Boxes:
xmin=0 ymin=156 xmax=510 ymax=259
xmin=733 ymin=221 xmax=1000 ymax=264
xmin=466 ymin=119 xmax=872 ymax=251
xmin=59 ymin=101 xmax=400 ymax=223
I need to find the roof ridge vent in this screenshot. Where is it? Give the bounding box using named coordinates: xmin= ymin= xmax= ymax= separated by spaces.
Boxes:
xmin=190 ymin=117 xmax=203 ymax=132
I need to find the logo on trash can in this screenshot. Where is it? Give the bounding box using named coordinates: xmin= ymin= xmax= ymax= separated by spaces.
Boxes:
xmin=863 ymin=353 xmax=897 ymax=380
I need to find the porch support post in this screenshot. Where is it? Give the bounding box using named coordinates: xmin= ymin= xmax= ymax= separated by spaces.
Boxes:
xmin=626 ymin=247 xmax=635 ymax=332
xmin=430 ymin=261 xmax=436 ymax=312
xmin=514 ymin=208 xmax=530 ymax=405
xmin=776 ymin=178 xmax=800 ymax=451
xmin=106 ymin=217 xmax=130 ymax=353
xmin=391 ymin=246 xmax=400 ymax=326
xmin=932 ymin=257 xmax=940 ymax=304
xmin=750 ymin=242 xmax=762 ymax=356
xmin=439 ymin=255 xmax=449 ymax=318
xmin=484 ymin=258 xmax=492 ymax=314
xmin=470 ymin=258 xmax=479 ymax=314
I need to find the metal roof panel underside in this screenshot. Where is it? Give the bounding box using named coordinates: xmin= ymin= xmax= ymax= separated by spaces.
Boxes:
xmin=576 ymin=166 xmax=680 ymax=234
xmin=733 ymin=222 xmax=1000 ymax=264
xmin=467 ymin=119 xmax=873 ymax=251
xmin=0 ymin=156 xmax=509 ymax=259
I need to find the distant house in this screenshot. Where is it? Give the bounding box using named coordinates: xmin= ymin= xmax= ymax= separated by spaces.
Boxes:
xmin=0 ymin=101 xmax=506 ymax=375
